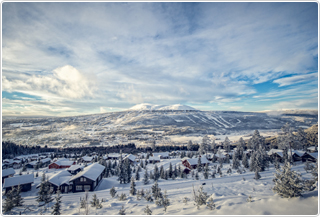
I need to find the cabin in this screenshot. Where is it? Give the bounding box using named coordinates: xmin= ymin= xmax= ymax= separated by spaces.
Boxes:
xmin=2 ymin=168 xmax=15 ymax=183
xmin=301 ymin=152 xmax=318 ymax=163
xmin=267 ymin=149 xmax=284 ymax=162
xmin=3 ymin=174 xmax=34 ymax=194
xmin=123 ymin=154 xmax=136 ymax=163
xmin=182 ymin=157 xmax=210 ymax=170
xmin=47 ymin=170 xmax=73 ymax=193
xmin=40 ymin=158 xmax=51 ymax=167
xmin=25 ymin=161 xmax=38 ymax=169
xmin=49 ymin=158 xmax=75 ymax=169
xmin=152 ymin=152 xmax=170 ymax=159
xmin=12 ymin=160 xmax=22 ymax=169
xmin=69 ymin=163 xmax=105 ymax=193
xmin=67 ymin=165 xmax=84 ymax=175
xmin=307 ymin=146 xmax=318 ymax=153
xmin=107 ymin=153 xmax=121 ymax=160
xmin=81 ymin=156 xmax=94 ymax=163
xmin=148 ymin=156 xmax=160 ymax=164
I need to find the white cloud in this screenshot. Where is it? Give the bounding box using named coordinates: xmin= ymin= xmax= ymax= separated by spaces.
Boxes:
xmin=273 ymin=73 xmax=318 ymax=87
xmin=3 ymin=65 xmax=97 ymax=99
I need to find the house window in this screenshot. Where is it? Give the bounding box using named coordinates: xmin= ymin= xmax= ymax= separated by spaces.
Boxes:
xmin=83 ymin=178 xmax=86 ymax=182
xmin=80 ymin=178 xmax=83 ymax=182
xmin=84 ymin=185 xmax=91 ymax=191
xmin=76 ymin=185 xmax=83 ymax=191
xmin=50 ymin=187 xmax=54 ymax=192
xmin=80 ymin=177 xmax=86 ymax=182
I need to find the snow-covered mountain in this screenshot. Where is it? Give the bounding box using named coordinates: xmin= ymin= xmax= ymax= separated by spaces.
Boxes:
xmin=129 ymin=103 xmax=197 ymax=111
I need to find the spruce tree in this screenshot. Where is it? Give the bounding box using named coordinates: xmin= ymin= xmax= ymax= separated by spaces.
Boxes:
xmin=197 ymin=156 xmax=202 ymax=172
xmin=151 ymin=181 xmax=162 ymax=200
xmin=130 ymin=177 xmax=137 ymax=195
xmin=13 ymin=184 xmax=24 ymax=207
xmin=272 ymin=162 xmax=304 ymax=198
xmin=51 ymin=190 xmax=62 ymax=215
xmin=110 ymin=186 xmax=117 ymax=198
xmin=3 ymin=188 xmax=14 ymax=213
xmin=135 ymin=169 xmax=140 ymax=181
xmin=242 ymin=153 xmax=249 ymax=168
xmin=154 ymin=165 xmax=160 ymax=181
xmin=143 ymin=169 xmax=149 ymax=185
xmin=168 ymin=163 xmax=173 ymax=178
xmin=161 ymin=190 xmax=170 ymax=212
xmin=160 ymin=165 xmax=165 ymax=179
xmin=254 ymin=170 xmax=261 ymax=180
xmin=203 ymin=164 xmax=209 ymax=179
xmin=144 ymin=205 xmax=152 ymax=215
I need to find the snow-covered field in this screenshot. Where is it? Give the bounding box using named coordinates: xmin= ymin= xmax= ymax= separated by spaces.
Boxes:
xmin=8 ymin=159 xmax=318 ymax=215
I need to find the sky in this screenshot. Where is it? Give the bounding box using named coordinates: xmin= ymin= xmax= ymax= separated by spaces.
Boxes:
xmin=1 ymin=2 xmax=318 ymax=116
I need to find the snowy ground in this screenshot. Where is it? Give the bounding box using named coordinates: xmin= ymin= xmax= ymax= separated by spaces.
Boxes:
xmin=6 ymin=159 xmax=318 ymax=215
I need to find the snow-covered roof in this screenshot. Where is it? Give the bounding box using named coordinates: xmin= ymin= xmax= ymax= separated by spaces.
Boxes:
xmin=48 ymin=170 xmax=72 ymax=187
xmin=123 ymin=154 xmax=136 ymax=162
xmin=2 ymin=168 xmax=15 ymax=177
xmin=153 ymin=152 xmax=169 ymax=158
xmin=267 ymin=149 xmax=283 ymax=156
xmin=69 ymin=163 xmax=105 ymax=182
xmin=307 ymin=146 xmax=317 ymax=151
xmin=304 ymin=152 xmax=318 ymax=159
xmin=149 ymin=156 xmax=160 ymax=161
xmin=3 ymin=159 xmax=13 ymax=164
xmin=67 ymin=164 xmax=84 ymax=171
xmin=53 ymin=158 xmax=75 ymax=166
xmin=27 ymin=161 xmax=38 ymax=166
xmin=3 ymin=174 xmax=34 ymax=188
xmin=293 ymin=150 xmax=306 ymax=157
xmin=108 ymin=153 xmax=121 ymax=158
xmin=41 ymin=158 xmax=51 ymax=163
xmin=186 ymin=157 xmax=210 ymax=166
xmin=82 ymin=156 xmax=93 ymax=162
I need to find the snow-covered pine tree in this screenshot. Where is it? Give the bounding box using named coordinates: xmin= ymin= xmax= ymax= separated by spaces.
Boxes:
xmin=110 ymin=186 xmax=117 ymax=198
xmin=90 ymin=193 xmax=102 ymax=208
xmin=223 ymin=137 xmax=231 ymax=153
xmin=51 ymin=190 xmax=62 ymax=215
xmin=144 ymin=205 xmax=152 ymax=215
xmin=195 ymin=172 xmax=199 ymax=180
xmin=254 ymin=170 xmax=261 ymax=180
xmin=118 ymin=151 xmax=126 ymax=184
xmin=119 ymin=193 xmax=127 ymax=201
xmin=143 ymin=169 xmax=149 ymax=185
xmin=13 ymin=184 xmax=24 ymax=207
xmin=272 ymin=162 xmax=304 ymax=198
xmin=203 ymin=163 xmax=209 ymax=179
xmin=192 ymin=185 xmax=209 ymax=209
xmin=118 ymin=205 xmax=126 ymax=215
xmin=160 ymin=165 xmax=165 ymax=179
xmin=37 ymin=173 xmax=52 ymax=204
xmin=3 ymin=188 xmax=14 ymax=213
xmin=239 ymin=137 xmax=246 ymax=150
xmin=161 ymin=190 xmax=170 ymax=212
xmin=232 ymin=152 xmax=240 ymax=169
xmin=206 ymin=198 xmax=215 ymax=210
xmin=168 ymin=163 xmax=173 ymax=178
xmin=154 ymin=165 xmax=160 ymax=181
xmin=197 ymin=156 xmax=202 ymax=172
xmin=151 ymin=181 xmax=162 ymax=200
xmin=130 ymin=177 xmax=137 ymax=195
xmin=124 ymin=158 xmax=131 ymax=184
xmin=242 ymin=153 xmax=249 ymax=168
xmin=248 ymin=130 xmax=265 ymax=151
xmin=135 ymin=169 xmax=140 ymax=181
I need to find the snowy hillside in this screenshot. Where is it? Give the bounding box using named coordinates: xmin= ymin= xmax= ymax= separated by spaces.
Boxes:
xmin=6 ymin=159 xmax=318 ymax=215
xmin=129 ymin=103 xmax=197 ymax=111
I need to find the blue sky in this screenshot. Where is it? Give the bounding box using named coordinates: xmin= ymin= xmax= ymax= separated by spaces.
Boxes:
xmin=1 ymin=2 xmax=318 ymax=116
